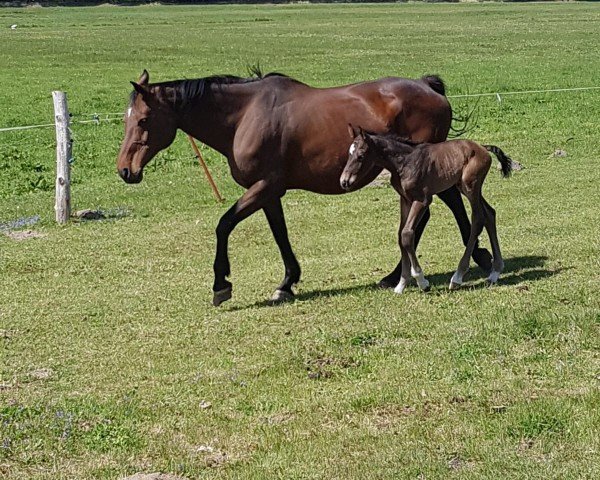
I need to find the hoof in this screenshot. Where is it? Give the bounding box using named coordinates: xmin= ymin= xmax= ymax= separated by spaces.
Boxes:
xmin=417 ymin=278 xmax=430 ymax=291
xmin=449 ymin=281 xmax=462 ymax=291
xmin=270 ymin=289 xmax=295 ymax=304
xmin=487 ymin=271 xmax=500 ymax=285
xmin=213 ymin=286 xmax=232 ymax=307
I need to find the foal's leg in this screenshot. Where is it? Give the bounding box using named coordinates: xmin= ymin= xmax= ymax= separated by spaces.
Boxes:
xmin=263 ymin=199 xmax=302 ymax=302
xmin=394 ymin=196 xmax=413 ymax=294
xmin=401 ymin=199 xmax=431 ymax=291
xmin=449 ymin=192 xmax=486 ymax=290
xmin=213 ymin=179 xmax=284 ymax=306
xmin=437 ymin=186 xmax=493 ymax=273
xmin=481 ymin=197 xmax=504 ymax=285
xmin=379 ymin=174 xmax=430 ymax=289
xmin=381 ymin=185 xmax=493 ymax=288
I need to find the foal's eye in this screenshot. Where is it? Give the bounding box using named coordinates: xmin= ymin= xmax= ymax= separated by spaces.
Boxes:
xmin=138 ymin=118 xmax=148 ymax=127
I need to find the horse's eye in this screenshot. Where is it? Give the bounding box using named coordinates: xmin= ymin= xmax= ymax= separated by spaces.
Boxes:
xmin=138 ymin=118 xmax=148 ymax=127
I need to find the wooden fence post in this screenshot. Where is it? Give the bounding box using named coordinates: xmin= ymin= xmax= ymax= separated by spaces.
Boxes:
xmin=52 ymin=91 xmax=71 ymax=224
xmin=187 ymin=135 xmax=224 ymax=203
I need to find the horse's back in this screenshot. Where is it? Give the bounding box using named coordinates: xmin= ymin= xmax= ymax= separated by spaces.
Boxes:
xmin=234 ymin=75 xmax=452 ymax=194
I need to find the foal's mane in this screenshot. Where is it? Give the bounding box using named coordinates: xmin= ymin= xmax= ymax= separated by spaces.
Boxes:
xmin=129 ymin=67 xmax=299 ymax=109
xmin=366 ymin=131 xmax=424 ymax=149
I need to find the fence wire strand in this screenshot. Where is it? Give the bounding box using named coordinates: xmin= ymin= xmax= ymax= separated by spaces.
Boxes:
xmin=1 ymin=84 xmax=599 ymax=134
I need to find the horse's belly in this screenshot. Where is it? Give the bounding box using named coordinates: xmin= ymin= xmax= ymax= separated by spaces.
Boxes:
xmin=286 ymin=162 xmax=382 ymax=194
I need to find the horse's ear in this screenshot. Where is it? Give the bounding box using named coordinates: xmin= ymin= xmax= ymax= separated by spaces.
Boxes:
xmin=139 ymin=69 xmax=149 ymax=85
xmin=130 ymin=81 xmax=148 ymax=96
xmin=358 ymin=126 xmax=366 ymax=139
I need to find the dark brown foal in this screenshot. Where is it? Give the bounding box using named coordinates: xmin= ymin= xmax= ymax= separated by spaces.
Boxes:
xmin=341 ymin=127 xmax=513 ymax=292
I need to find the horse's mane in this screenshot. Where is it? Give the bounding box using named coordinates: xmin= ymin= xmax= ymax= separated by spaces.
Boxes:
xmin=129 ymin=67 xmax=299 ymax=109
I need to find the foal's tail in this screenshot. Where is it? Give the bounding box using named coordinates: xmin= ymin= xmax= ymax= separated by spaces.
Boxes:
xmin=484 ymin=145 xmax=513 ymax=178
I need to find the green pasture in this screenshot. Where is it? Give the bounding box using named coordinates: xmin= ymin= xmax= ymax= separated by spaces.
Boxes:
xmin=1 ymin=3 xmax=599 ymax=479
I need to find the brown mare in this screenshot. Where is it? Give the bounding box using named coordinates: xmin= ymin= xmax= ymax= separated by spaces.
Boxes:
xmin=341 ymin=127 xmax=513 ymax=292
xmin=117 ymin=69 xmax=492 ymax=306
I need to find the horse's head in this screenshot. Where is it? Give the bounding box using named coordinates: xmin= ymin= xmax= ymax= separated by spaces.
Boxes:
xmin=340 ymin=124 xmax=377 ymax=191
xmin=117 ymin=70 xmax=178 ymax=184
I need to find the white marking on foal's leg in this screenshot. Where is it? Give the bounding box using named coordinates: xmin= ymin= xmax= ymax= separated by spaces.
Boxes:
xmin=411 ymin=267 xmax=430 ymax=291
xmin=394 ymin=276 xmax=410 ymax=294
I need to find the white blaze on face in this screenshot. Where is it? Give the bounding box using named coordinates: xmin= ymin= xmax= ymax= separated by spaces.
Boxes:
xmin=127 ymin=107 xmax=132 ymax=118
xmin=349 ymin=143 xmax=356 ymax=156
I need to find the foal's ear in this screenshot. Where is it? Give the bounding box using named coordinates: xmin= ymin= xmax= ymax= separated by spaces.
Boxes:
xmin=347 ymin=123 xmax=359 ymax=139
xmin=138 ymin=69 xmax=150 ymax=85
xmin=130 ymin=81 xmax=149 ymax=96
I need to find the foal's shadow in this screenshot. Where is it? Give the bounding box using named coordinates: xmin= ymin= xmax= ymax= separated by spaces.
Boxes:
xmin=229 ymin=255 xmax=557 ymax=310
xmin=424 ymin=254 xmax=557 ymax=289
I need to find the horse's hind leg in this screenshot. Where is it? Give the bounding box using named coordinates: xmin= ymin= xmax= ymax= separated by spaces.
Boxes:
xmin=401 ymin=199 xmax=431 ymax=292
xmin=263 ymin=199 xmax=301 ymax=302
xmin=481 ymin=197 xmax=504 ymax=285
xmin=213 ymin=179 xmax=284 ymax=306
xmin=437 ymin=185 xmax=493 ymax=273
xmin=450 ymin=191 xmax=485 ymax=290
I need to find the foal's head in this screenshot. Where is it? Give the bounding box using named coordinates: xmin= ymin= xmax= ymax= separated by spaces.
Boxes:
xmin=117 ymin=70 xmax=178 ymax=184
xmin=340 ymin=125 xmax=379 ymax=191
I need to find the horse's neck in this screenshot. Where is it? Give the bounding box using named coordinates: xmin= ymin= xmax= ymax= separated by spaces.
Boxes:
xmin=175 ymin=83 xmax=255 ymax=157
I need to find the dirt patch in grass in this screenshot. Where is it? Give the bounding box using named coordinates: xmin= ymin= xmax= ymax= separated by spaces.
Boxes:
xmin=28 ymin=367 xmax=54 ymax=381
xmin=4 ymin=230 xmax=46 ymax=241
xmin=121 ymin=474 xmax=187 ymax=480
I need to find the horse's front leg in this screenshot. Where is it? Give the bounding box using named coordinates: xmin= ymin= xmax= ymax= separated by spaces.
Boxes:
xmin=400 ymin=199 xmax=431 ymax=292
xmin=393 ymin=195 xmax=413 ymax=294
xmin=213 ymin=179 xmax=283 ymax=306
xmin=379 ymin=173 xmax=431 ymax=289
xmin=263 ymin=199 xmax=301 ymax=303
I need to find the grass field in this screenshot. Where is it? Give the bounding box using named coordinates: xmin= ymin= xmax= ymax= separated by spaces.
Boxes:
xmin=1 ymin=3 xmax=600 ymax=479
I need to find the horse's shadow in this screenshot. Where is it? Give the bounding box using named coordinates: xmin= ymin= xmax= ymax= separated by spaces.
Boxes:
xmin=228 ymin=255 xmax=558 ymax=310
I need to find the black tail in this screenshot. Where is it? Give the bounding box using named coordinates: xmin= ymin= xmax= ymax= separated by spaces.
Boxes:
xmin=484 ymin=145 xmax=513 ymax=178
xmin=449 ymin=97 xmax=480 ymax=138
xmin=421 ymin=75 xmax=446 ymax=96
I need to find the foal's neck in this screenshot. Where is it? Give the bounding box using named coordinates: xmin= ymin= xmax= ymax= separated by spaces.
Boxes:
xmin=370 ymin=135 xmax=416 ymax=174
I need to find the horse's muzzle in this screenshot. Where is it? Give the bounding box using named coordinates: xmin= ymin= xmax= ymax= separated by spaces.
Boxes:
xmin=118 ymin=167 xmax=143 ymax=184
xmin=340 ymin=174 xmax=355 ymax=191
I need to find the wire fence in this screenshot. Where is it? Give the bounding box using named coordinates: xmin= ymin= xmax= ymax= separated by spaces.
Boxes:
xmin=1 ymin=84 xmax=599 ymax=134
xmin=0 ymin=113 xmax=123 ymax=133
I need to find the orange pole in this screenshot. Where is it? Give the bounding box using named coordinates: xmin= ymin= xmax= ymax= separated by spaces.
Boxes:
xmin=187 ymin=135 xmax=224 ymax=203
